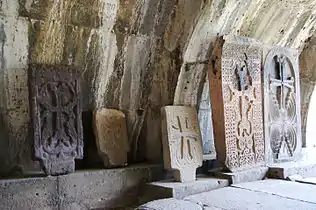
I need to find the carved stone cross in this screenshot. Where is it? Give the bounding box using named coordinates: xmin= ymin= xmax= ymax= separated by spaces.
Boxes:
xmin=161 ymin=106 xmax=203 ymax=183
xmin=171 ymin=116 xmax=200 ymax=160
xmin=269 ymin=55 xmax=295 ymax=157
xmin=29 ymin=64 xmax=83 ymax=175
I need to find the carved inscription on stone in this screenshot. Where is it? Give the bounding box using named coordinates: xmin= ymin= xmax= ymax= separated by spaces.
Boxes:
xmin=93 ymin=108 xmax=129 ymax=167
xmin=208 ymin=36 xmax=265 ymax=172
xmin=29 ymin=64 xmax=83 ymax=175
xmin=264 ymin=47 xmax=302 ymax=163
xmin=161 ymin=106 xmax=203 ymax=183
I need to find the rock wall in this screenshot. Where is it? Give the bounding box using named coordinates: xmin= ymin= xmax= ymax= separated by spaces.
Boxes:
xmin=0 ymin=0 xmax=316 ymax=176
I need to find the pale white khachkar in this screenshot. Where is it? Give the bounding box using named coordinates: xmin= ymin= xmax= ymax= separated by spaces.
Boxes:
xmin=161 ymin=106 xmax=203 ymax=183
xmin=93 ymin=108 xmax=130 ymax=167
xmin=264 ymin=47 xmax=302 ymax=163
xmin=208 ymin=35 xmax=265 ymax=172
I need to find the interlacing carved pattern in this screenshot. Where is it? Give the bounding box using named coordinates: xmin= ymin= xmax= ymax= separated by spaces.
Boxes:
xmin=222 ymin=44 xmax=264 ymax=171
xmin=29 ymin=65 xmax=83 ymax=175
xmin=268 ymin=55 xmax=297 ymax=160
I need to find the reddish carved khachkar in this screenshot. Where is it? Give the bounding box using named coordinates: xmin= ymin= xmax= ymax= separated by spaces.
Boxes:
xmin=264 ymin=47 xmax=302 ymax=163
xmin=208 ymin=35 xmax=265 ymax=172
xmin=28 ymin=64 xmax=83 ymax=175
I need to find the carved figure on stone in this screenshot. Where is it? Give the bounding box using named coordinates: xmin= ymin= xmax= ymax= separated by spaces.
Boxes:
xmin=264 ymin=47 xmax=302 ymax=163
xmin=93 ymin=108 xmax=130 ymax=167
xmin=28 ymin=64 xmax=83 ymax=175
xmin=161 ymin=106 xmax=203 ymax=183
xmin=208 ymin=35 xmax=265 ymax=172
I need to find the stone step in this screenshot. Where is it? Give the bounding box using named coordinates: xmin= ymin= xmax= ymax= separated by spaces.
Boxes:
xmin=139 ymin=175 xmax=228 ymax=204
xmin=214 ymin=166 xmax=269 ymax=184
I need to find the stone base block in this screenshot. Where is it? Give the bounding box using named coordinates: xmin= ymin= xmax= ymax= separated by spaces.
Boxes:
xmin=215 ymin=166 xmax=269 ymax=184
xmin=0 ymin=164 xmax=163 ymax=210
xmin=140 ymin=176 xmax=229 ymax=203
xmin=268 ymin=162 xmax=316 ymax=179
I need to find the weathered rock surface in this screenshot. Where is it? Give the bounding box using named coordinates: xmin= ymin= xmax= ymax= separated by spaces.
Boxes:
xmin=93 ymin=108 xmax=129 ymax=167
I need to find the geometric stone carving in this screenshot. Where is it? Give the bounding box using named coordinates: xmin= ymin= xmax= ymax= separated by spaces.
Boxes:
xmin=93 ymin=108 xmax=129 ymax=167
xmin=161 ymin=106 xmax=203 ymax=183
xmin=208 ymin=35 xmax=265 ymax=172
xmin=28 ymin=64 xmax=83 ymax=175
xmin=264 ymin=47 xmax=302 ymax=163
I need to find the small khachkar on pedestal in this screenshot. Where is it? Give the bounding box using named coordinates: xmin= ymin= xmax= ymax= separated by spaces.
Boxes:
xmin=208 ymin=35 xmax=265 ymax=172
xmin=264 ymin=47 xmax=302 ymax=163
xmin=161 ymin=106 xmax=203 ymax=183
xmin=28 ymin=64 xmax=83 ymax=175
xmin=93 ymin=108 xmax=130 ymax=168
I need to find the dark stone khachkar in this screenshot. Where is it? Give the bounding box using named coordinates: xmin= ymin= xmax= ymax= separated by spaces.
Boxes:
xmin=28 ymin=64 xmax=83 ymax=175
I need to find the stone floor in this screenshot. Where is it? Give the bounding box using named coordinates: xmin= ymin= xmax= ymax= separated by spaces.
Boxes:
xmin=138 ymin=179 xmax=316 ymax=210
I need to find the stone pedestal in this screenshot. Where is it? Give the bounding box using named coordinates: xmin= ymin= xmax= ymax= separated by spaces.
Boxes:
xmin=93 ymin=108 xmax=130 ymax=168
xmin=161 ymin=106 xmax=203 ymax=183
xmin=208 ymin=35 xmax=265 ymax=172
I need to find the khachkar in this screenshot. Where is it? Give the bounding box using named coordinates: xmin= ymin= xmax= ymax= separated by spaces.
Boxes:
xmin=161 ymin=106 xmax=203 ymax=182
xmin=28 ymin=64 xmax=83 ymax=175
xmin=208 ymin=35 xmax=265 ymax=172
xmin=264 ymin=47 xmax=302 ymax=163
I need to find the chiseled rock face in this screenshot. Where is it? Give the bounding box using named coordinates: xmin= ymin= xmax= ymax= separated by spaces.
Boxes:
xmin=93 ymin=108 xmax=129 ymax=167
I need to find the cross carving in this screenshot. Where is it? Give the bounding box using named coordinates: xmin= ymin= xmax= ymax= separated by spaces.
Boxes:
xmin=172 ymin=116 xmax=199 ymax=160
xmin=269 ymin=55 xmax=295 ymax=157
xmin=39 ymin=81 xmax=77 ymax=153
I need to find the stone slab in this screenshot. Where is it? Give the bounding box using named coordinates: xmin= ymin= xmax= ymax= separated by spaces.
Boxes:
xmin=263 ymin=47 xmax=302 ymax=163
xmin=137 ymin=198 xmax=203 ymax=210
xmin=215 ymin=166 xmax=269 ymax=184
xmin=0 ymin=176 xmax=58 ymax=210
xmin=268 ymin=161 xmax=316 ymax=179
xmin=232 ymin=179 xmax=316 ymax=204
xmin=28 ymin=64 xmax=83 ymax=175
xmin=93 ymin=108 xmax=130 ymax=167
xmin=295 ymin=177 xmax=316 ymax=185
xmin=0 ymin=164 xmax=163 ymax=210
xmin=141 ymin=176 xmax=228 ymax=202
xmin=161 ymin=106 xmax=203 ymax=183
xmin=208 ymin=35 xmax=265 ymax=172
xmin=184 ymin=186 xmax=316 ymax=210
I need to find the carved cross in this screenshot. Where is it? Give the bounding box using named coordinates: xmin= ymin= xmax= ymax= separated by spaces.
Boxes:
xmin=172 ymin=116 xmax=199 ymax=159
xmin=269 ymin=55 xmax=295 ymax=157
xmin=270 ymin=55 xmax=294 ymax=111
xmin=39 ymin=81 xmax=77 ymax=153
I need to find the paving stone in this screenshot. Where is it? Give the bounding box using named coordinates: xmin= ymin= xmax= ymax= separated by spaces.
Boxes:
xmin=232 ymin=179 xmax=316 ymax=204
xmin=268 ymin=161 xmax=316 ymax=179
xmin=141 ymin=176 xmax=229 ymax=201
xmin=137 ymin=198 xmax=203 ymax=210
xmin=184 ymin=186 xmax=316 ymax=210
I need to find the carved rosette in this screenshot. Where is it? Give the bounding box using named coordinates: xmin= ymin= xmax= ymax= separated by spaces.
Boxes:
xmin=209 ymin=36 xmax=265 ymax=172
xmin=264 ymin=47 xmax=302 ymax=163
xmin=29 ymin=64 xmax=83 ymax=175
